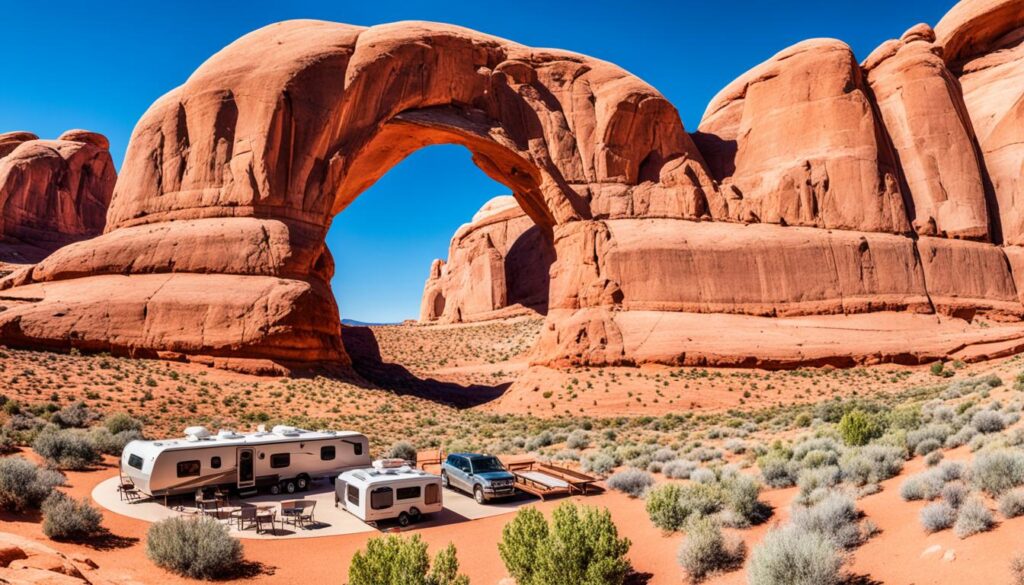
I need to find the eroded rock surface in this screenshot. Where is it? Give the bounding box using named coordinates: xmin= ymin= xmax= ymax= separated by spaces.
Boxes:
xmin=3 ymin=1 xmax=1024 ymax=371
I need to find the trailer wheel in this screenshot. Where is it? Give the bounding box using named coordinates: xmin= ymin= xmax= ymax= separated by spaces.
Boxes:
xmin=409 ymin=507 xmax=421 ymax=522
xmin=285 ymin=480 xmax=297 ymax=494
xmin=398 ymin=512 xmax=411 ymax=527
xmin=297 ymin=475 xmax=310 ymax=491
xmin=269 ymin=484 xmax=282 ymax=495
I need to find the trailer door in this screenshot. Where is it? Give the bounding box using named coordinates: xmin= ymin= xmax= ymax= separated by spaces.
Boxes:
xmin=237 ymin=448 xmax=255 ymax=489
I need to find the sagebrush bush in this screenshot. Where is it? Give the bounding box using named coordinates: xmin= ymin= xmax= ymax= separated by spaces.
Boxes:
xmin=838 ymin=410 xmax=885 ymax=446
xmin=49 ymin=401 xmax=94 ymax=428
xmin=907 ymin=424 xmax=953 ymax=454
xmin=954 ymin=497 xmax=994 ymax=538
xmin=999 ymin=489 xmax=1024 ymax=519
xmin=946 ymin=425 xmax=978 ymax=448
xmin=1012 ymin=554 xmax=1024 ymax=585
xmin=41 ymin=492 xmax=102 ymax=540
xmin=941 ymin=482 xmax=969 ymax=509
xmin=790 ymin=492 xmax=862 ymax=549
xmin=971 ymin=410 xmax=1006 ymax=434
xmin=499 ymin=503 xmax=631 ymax=585
xmin=663 ymin=459 xmax=697 ymax=479
xmin=719 ymin=474 xmax=769 ymax=528
xmin=104 ymin=412 xmax=143 ymax=435
xmin=924 ymin=450 xmax=944 ymax=467
xmin=758 ymin=454 xmax=797 ymax=488
xmin=607 ymin=468 xmax=653 ymax=498
xmin=677 ymin=517 xmax=745 ymax=583
xmin=690 ymin=468 xmax=717 ymax=484
xmin=796 ymin=466 xmax=841 ymax=502
xmin=0 ymin=457 xmax=65 ymax=511
xmin=348 ymin=534 xmax=468 ymax=585
xmin=900 ymin=467 xmax=951 ymax=501
xmin=581 ymin=452 xmax=617 ymax=476
xmin=146 ymin=516 xmax=242 ymax=579
xmin=89 ymin=427 xmax=142 ymax=456
xmin=565 ymin=430 xmax=589 ymax=450
xmin=747 ymin=525 xmax=843 ymax=585
xmin=33 ymin=428 xmax=100 ymax=470
xmin=385 ymin=441 xmax=418 ymax=463
xmin=914 ymin=438 xmax=942 ymax=457
xmin=919 ymin=501 xmax=956 ymax=533
xmin=970 ymin=449 xmax=1024 ymax=495
xmin=838 ymin=445 xmax=904 ymax=487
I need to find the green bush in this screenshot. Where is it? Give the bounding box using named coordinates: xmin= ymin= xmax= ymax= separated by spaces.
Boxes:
xmin=838 ymin=410 xmax=885 ymax=446
xmin=146 ymin=516 xmax=242 ymax=579
xmin=499 ymin=503 xmax=631 ymax=585
xmin=677 ymin=517 xmax=745 ymax=583
xmin=748 ymin=525 xmax=843 ymax=585
xmin=33 ymin=428 xmax=100 ymax=470
xmin=349 ymin=534 xmax=468 ymax=585
xmin=41 ymin=492 xmax=103 ymax=540
xmin=0 ymin=457 xmax=66 ymax=511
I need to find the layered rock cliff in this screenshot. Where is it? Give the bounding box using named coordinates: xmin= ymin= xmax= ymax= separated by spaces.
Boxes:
xmin=1 ymin=0 xmax=1024 ymax=372
xmin=420 ymin=195 xmax=554 ymax=323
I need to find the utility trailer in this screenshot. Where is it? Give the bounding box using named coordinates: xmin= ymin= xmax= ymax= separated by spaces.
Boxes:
xmin=506 ymin=460 xmax=599 ymax=500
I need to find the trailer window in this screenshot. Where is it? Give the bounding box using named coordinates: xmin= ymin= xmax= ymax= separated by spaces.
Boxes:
xmin=270 ymin=453 xmax=290 ymax=469
xmin=321 ymin=446 xmax=336 ymax=461
xmin=353 ymin=442 xmax=363 ymax=456
xmin=370 ymin=487 xmax=393 ymax=510
xmin=210 ymin=456 xmax=221 ymax=469
xmin=396 ymin=486 xmax=421 ymax=500
xmin=127 ymin=454 xmax=143 ymax=470
xmin=347 ymin=484 xmax=359 ymax=505
xmin=425 ymin=483 xmax=440 ymax=505
xmin=176 ymin=460 xmax=200 ymax=477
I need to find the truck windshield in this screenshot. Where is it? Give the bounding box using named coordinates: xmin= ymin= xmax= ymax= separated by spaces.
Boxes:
xmin=470 ymin=456 xmax=504 ymax=472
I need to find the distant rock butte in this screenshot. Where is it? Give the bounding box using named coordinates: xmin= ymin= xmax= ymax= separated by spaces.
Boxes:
xmin=2 ymin=0 xmax=1024 ymax=373
xmin=420 ymin=195 xmax=553 ymax=323
xmin=0 ymin=130 xmax=115 ymax=269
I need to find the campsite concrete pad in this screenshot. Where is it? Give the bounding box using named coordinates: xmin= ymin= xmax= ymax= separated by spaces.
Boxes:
xmin=93 ymin=475 xmax=534 ymax=540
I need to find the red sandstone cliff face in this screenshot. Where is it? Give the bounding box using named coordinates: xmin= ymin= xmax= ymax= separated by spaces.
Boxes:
xmin=2 ymin=1 xmax=1024 ymax=371
xmin=0 ymin=130 xmax=115 ymax=267
xmin=419 ymin=196 xmax=553 ymax=323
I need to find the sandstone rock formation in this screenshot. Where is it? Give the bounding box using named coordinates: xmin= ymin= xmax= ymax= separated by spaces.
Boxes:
xmin=0 ymin=531 xmax=132 ymax=585
xmin=2 ymin=0 xmax=1024 ymax=371
xmin=0 ymin=130 xmax=115 ymax=268
xmin=420 ymin=195 xmax=553 ymax=323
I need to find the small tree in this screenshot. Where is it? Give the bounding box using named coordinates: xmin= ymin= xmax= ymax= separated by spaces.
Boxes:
xmin=837 ymin=410 xmax=885 ymax=446
xmin=499 ymin=503 xmax=631 ymax=585
xmin=348 ymin=535 xmax=468 ymax=585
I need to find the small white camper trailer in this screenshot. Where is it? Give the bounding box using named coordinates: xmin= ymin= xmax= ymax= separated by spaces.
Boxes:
xmin=121 ymin=425 xmax=371 ymax=497
xmin=335 ymin=460 xmax=443 ymax=526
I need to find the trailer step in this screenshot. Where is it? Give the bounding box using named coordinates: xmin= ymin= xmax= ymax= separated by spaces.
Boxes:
xmin=237 ymin=489 xmax=258 ymax=498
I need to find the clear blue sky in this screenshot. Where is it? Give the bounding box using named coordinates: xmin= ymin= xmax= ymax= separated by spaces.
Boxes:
xmin=3 ymin=0 xmax=952 ymax=323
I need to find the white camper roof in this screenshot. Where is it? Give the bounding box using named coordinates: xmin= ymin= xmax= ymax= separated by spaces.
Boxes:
xmin=125 ymin=426 xmax=365 ymax=459
xmin=340 ymin=465 xmax=438 ymax=486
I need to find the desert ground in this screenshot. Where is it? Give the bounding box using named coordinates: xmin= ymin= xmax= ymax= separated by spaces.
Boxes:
xmin=4 ymin=318 xmax=1024 ymax=584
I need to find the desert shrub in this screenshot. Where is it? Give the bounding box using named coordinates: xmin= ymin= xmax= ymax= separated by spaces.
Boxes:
xmin=33 ymin=428 xmax=100 ymax=470
xmin=49 ymin=401 xmax=95 ymax=428
xmin=0 ymin=457 xmax=65 ymax=511
xmin=146 ymin=516 xmax=242 ymax=579
xmin=792 ymin=438 xmax=841 ymax=468
xmin=946 ymin=425 xmax=978 ymax=448
xmin=999 ymin=489 xmax=1024 ymax=519
xmin=919 ymin=501 xmax=956 ymax=533
xmin=525 ymin=431 xmax=554 ymax=452
xmin=677 ymin=517 xmax=745 ymax=583
xmin=937 ymin=460 xmax=965 ymax=482
xmin=650 ymin=447 xmax=677 ymax=463
xmin=581 ymin=452 xmax=617 ymax=476
xmin=719 ymin=474 xmax=769 ymax=527
xmin=565 ymin=430 xmax=590 ymax=450
xmin=970 ymin=449 xmax=1024 ymax=496
xmin=0 ymin=430 xmax=16 ymax=455
xmin=747 ymin=525 xmax=843 ymax=585
xmin=838 ymin=410 xmax=885 ymax=446
xmin=907 ymin=424 xmax=953 ymax=454
xmin=914 ymin=438 xmax=942 ymax=457
xmin=385 ymin=441 xmax=418 ymax=463
xmin=758 ymin=454 xmax=797 ymax=488
xmin=796 ymin=466 xmax=841 ymax=501
xmin=790 ymin=492 xmax=861 ymax=549
xmin=348 ymin=534 xmax=468 ymax=585
xmin=971 ymin=410 xmax=1006 ymax=434
xmin=839 ymin=445 xmax=904 ymax=486
xmin=499 ymin=503 xmax=631 ymax=585
xmin=41 ymin=492 xmax=103 ymax=540
xmin=723 ymin=438 xmax=747 ymax=454
xmin=104 ymin=412 xmax=143 ymax=435
xmin=607 ymin=468 xmax=653 ymax=498
xmin=954 ymin=497 xmax=994 ymax=538
xmin=924 ymin=450 xmax=943 ymax=467
xmin=900 ymin=466 xmax=953 ymax=501
xmin=662 ymin=459 xmax=697 ymax=479
xmin=941 ymin=482 xmax=969 ymax=509
xmin=89 ymin=427 xmax=143 ymax=456
xmin=646 ymin=484 xmax=690 ymax=532
xmin=690 ymin=468 xmax=717 ymax=484
xmin=1013 ymin=554 xmax=1024 ymax=585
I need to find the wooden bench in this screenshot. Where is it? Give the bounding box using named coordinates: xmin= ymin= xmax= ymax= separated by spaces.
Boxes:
xmin=507 ymin=460 xmax=599 ymax=499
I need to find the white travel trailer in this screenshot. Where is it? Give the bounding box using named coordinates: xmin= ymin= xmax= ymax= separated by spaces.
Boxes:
xmin=121 ymin=425 xmax=371 ymax=497
xmin=335 ymin=460 xmax=443 ymax=526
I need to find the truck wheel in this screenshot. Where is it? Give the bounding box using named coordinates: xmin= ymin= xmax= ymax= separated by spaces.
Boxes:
xmin=269 ymin=484 xmax=282 ymax=495
xmin=285 ymin=480 xmax=297 ymax=494
xmin=398 ymin=512 xmax=410 ymax=527
xmin=474 ymin=485 xmax=485 ymax=504
xmin=297 ymin=475 xmax=309 ymax=491
xmin=441 ymin=471 xmax=449 ymax=488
